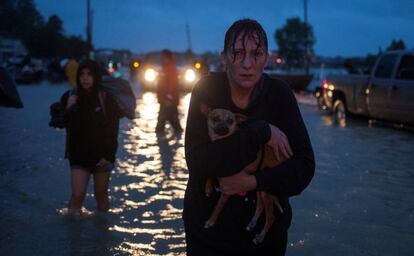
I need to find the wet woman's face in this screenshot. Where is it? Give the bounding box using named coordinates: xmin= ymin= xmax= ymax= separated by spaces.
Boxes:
xmin=79 ymin=68 xmax=94 ymax=90
xmin=221 ymin=33 xmax=268 ymax=92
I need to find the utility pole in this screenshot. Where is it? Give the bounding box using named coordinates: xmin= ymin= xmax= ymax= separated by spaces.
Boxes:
xmin=304 ymin=0 xmax=309 ymax=74
xmin=86 ymin=0 xmax=93 ymax=57
xmin=185 ymin=23 xmax=193 ymax=59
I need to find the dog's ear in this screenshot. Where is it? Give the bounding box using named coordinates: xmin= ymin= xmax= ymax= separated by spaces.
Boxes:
xmin=199 ymin=102 xmax=210 ymax=116
xmin=235 ymin=113 xmax=248 ymax=124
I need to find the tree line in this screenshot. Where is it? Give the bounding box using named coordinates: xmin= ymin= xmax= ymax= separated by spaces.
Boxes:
xmin=0 ymin=0 xmax=89 ymax=60
xmin=274 ymin=17 xmax=409 ymax=70
xmin=0 ymin=0 xmax=409 ymax=67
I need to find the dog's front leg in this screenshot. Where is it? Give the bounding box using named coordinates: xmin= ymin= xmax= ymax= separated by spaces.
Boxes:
xmin=204 ymin=193 xmax=230 ymax=228
xmin=273 ymin=196 xmax=284 ymax=214
xmin=205 ymin=179 xmax=214 ymax=197
xmin=253 ymin=192 xmax=275 ymax=244
xmin=246 ymin=191 xmax=264 ymax=231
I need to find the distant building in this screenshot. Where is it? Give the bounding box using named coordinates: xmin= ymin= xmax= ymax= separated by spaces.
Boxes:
xmin=0 ymin=38 xmax=27 ymax=65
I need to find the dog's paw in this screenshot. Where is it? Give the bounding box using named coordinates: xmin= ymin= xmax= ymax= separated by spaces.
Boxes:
xmin=246 ymin=222 xmax=256 ymax=232
xmin=204 ymin=220 xmax=215 ymax=229
xmin=253 ymin=234 xmax=265 ymax=245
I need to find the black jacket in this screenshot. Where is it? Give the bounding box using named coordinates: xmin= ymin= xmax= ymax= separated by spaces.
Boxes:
xmin=184 ymin=73 xmax=315 ymax=255
xmin=61 ymin=89 xmax=120 ymax=167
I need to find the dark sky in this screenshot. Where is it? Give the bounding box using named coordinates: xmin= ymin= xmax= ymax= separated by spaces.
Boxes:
xmin=34 ymin=0 xmax=414 ymax=57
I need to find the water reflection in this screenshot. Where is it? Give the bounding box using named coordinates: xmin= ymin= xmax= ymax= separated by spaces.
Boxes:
xmin=109 ymin=92 xmax=189 ymax=255
xmin=63 ymin=214 xmax=115 ymax=256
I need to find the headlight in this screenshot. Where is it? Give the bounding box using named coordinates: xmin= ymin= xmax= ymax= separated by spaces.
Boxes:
xmin=144 ymin=68 xmax=157 ymax=82
xmin=323 ymin=82 xmax=335 ymax=91
xmin=184 ymin=69 xmax=196 ymax=82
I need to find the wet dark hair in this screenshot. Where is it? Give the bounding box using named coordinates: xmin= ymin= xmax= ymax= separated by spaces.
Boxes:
xmin=76 ymin=59 xmax=102 ymax=91
xmin=161 ymin=49 xmax=173 ymax=60
xmin=223 ymin=19 xmax=268 ymax=61
xmin=161 ymin=49 xmax=176 ymax=68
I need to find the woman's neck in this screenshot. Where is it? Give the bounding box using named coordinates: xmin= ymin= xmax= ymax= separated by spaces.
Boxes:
xmin=83 ymin=87 xmax=93 ymax=94
xmin=230 ymin=87 xmax=252 ymax=109
xmin=228 ymin=78 xmax=256 ymax=109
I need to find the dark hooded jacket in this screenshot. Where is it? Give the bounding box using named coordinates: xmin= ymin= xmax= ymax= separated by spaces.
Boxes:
xmin=156 ymin=54 xmax=180 ymax=106
xmin=60 ymin=60 xmax=120 ymax=167
xmin=184 ymin=72 xmax=315 ymax=255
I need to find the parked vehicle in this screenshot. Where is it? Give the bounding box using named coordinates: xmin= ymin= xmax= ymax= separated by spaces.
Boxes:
xmin=6 ymin=56 xmax=44 ymax=84
xmin=321 ymin=50 xmax=414 ymax=126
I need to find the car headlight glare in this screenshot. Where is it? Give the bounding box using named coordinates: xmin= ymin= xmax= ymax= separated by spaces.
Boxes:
xmin=185 ymin=69 xmax=196 ymax=82
xmin=144 ymin=68 xmax=157 ymax=82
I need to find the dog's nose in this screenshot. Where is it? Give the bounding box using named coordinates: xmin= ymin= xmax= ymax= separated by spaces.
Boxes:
xmin=213 ymin=124 xmax=229 ymax=136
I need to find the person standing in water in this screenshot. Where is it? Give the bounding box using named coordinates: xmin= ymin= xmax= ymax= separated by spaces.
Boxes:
xmin=59 ymin=60 xmax=121 ymax=214
xmin=155 ymin=49 xmax=183 ymax=133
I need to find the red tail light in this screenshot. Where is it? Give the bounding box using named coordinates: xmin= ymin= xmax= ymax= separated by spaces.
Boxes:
xmin=322 ymin=80 xmax=328 ymax=94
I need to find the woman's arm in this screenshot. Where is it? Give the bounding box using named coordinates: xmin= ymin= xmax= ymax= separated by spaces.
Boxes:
xmin=254 ymin=86 xmax=315 ymax=197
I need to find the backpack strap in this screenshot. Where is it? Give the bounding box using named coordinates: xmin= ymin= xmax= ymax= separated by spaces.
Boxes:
xmin=98 ymin=90 xmax=108 ymax=122
xmin=63 ymin=88 xmax=76 ymax=109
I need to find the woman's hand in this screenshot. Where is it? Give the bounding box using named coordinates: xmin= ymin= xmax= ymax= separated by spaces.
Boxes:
xmin=66 ymin=95 xmax=78 ymax=110
xmin=218 ymin=171 xmax=256 ymax=195
xmin=267 ymin=124 xmax=293 ymax=162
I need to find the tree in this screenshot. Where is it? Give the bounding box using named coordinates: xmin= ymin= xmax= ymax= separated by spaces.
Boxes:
xmin=1 ymin=0 xmax=89 ymax=60
xmin=0 ymin=0 xmax=44 ymax=38
xmin=275 ymin=17 xmax=315 ymax=69
xmin=61 ymin=36 xmax=89 ymax=60
xmin=386 ymin=39 xmax=406 ymax=51
xmin=26 ymin=15 xmax=65 ymax=58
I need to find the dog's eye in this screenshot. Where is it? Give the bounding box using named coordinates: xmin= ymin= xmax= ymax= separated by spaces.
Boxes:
xmin=227 ymin=118 xmax=234 ymax=125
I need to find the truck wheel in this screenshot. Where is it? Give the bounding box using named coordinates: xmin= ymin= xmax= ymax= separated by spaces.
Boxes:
xmin=317 ymin=95 xmax=325 ymax=110
xmin=333 ymin=98 xmax=346 ymax=127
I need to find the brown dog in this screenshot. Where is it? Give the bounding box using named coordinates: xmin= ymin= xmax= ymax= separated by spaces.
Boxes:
xmin=200 ymin=103 xmax=286 ymax=244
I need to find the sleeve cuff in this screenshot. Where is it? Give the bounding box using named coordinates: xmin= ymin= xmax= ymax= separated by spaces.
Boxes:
xmin=253 ymin=171 xmax=265 ymax=191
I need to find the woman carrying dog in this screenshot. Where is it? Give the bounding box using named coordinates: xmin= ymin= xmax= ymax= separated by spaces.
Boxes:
xmin=59 ymin=60 xmax=121 ymax=214
xmin=184 ymin=19 xmax=315 ymax=255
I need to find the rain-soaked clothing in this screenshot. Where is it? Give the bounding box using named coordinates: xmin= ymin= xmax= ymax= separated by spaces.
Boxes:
xmin=60 ymin=89 xmax=120 ymax=169
xmin=156 ymin=55 xmax=182 ymax=132
xmin=59 ymin=60 xmax=121 ymax=171
xmin=184 ymin=72 xmax=315 ymax=255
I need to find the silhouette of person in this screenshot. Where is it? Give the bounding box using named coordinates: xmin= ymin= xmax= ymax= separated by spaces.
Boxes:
xmin=156 ymin=49 xmax=183 ymax=133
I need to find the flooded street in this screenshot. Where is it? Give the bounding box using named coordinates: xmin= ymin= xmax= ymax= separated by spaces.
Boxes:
xmin=1 ymin=81 xmax=413 ymax=256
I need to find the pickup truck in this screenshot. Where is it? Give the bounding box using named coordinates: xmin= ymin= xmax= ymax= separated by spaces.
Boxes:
xmin=321 ymin=50 xmax=414 ymax=126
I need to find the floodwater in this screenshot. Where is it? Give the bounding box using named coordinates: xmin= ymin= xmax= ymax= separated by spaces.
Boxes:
xmin=0 ymin=81 xmax=413 ymax=256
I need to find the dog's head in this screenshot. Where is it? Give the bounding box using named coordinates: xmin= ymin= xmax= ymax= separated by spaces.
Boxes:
xmin=200 ymin=103 xmax=247 ymax=141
